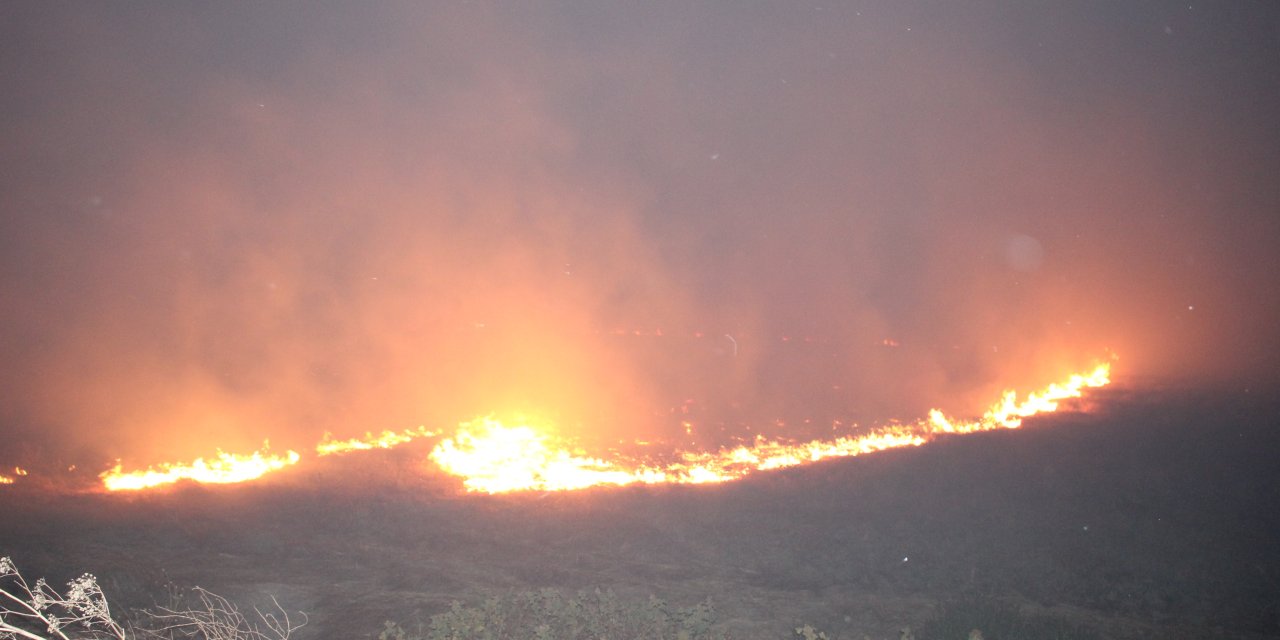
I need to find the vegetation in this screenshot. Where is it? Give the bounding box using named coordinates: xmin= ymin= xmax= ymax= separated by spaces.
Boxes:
xmin=1 ymin=557 xmax=302 ymax=640
xmin=1 ymin=556 xmax=125 ymax=640
xmin=378 ymin=588 xmax=724 ymax=640
xmin=918 ymin=597 xmax=1099 ymax=640
xmin=2 ymin=553 xmax=1112 ymax=640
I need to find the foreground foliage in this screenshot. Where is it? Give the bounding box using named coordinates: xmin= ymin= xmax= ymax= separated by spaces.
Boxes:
xmin=8 ymin=554 xmax=1105 ymax=640
xmin=0 ymin=558 xmax=302 ymax=640
xmin=919 ymin=597 xmax=1100 ymax=640
xmin=1 ymin=556 xmax=124 ymax=640
xmin=135 ymin=587 xmax=304 ymax=640
xmin=380 ymin=588 xmax=726 ymax=640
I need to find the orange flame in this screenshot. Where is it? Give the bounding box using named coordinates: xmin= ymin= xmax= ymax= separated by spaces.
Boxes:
xmin=316 ymin=426 xmax=440 ymax=456
xmin=100 ymin=444 xmax=301 ymax=491
xmin=430 ymin=364 xmax=1111 ymax=494
xmin=89 ymin=364 xmax=1110 ymax=494
xmin=428 ymin=418 xmax=644 ymax=493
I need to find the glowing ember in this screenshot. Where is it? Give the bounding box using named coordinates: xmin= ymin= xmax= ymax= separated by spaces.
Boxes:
xmin=316 ymin=426 xmax=440 ymax=456
xmin=100 ymin=444 xmax=301 ymax=491
xmin=430 ymin=363 xmax=1112 ymax=494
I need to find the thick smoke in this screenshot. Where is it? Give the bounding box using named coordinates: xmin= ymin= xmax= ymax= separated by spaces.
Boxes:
xmin=1 ymin=3 xmax=1277 ymax=470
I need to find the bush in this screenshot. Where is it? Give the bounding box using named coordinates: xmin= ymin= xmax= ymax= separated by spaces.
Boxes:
xmin=1 ymin=556 xmax=303 ymax=640
xmin=134 ymin=587 xmax=304 ymax=640
xmin=1 ymin=556 xmax=125 ymax=640
xmin=380 ymin=588 xmax=726 ymax=640
xmin=919 ymin=597 xmax=1099 ymax=640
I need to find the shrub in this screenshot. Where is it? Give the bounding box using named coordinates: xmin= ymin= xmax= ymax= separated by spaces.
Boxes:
xmin=1 ymin=556 xmax=125 ymax=640
xmin=1 ymin=557 xmax=303 ymax=640
xmin=134 ymin=587 xmax=304 ymax=640
xmin=919 ymin=597 xmax=1099 ymax=640
xmin=380 ymin=588 xmax=726 ymax=640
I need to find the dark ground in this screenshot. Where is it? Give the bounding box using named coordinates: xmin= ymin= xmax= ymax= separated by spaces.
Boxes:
xmin=2 ymin=382 xmax=1278 ymax=639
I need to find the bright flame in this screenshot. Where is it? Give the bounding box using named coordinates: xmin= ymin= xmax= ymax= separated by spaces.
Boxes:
xmin=0 ymin=467 xmax=26 ymax=485
xmin=316 ymin=426 xmax=440 ymax=456
xmin=430 ymin=363 xmax=1112 ymax=494
xmin=979 ymin=364 xmax=1111 ymax=428
xmin=429 ymin=418 xmax=640 ymax=493
xmin=87 ymin=364 xmax=1111 ymax=494
xmin=100 ymin=444 xmax=301 ymax=491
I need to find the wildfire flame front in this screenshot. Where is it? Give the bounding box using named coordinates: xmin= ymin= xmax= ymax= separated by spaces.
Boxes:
xmin=100 ymin=446 xmax=301 ymax=492
xmin=84 ymin=363 xmax=1111 ymax=494
xmin=428 ymin=364 xmax=1112 ymax=494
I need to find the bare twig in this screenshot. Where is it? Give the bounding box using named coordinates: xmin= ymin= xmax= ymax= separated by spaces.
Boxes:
xmin=1 ymin=556 xmax=126 ymax=640
xmin=138 ymin=587 xmax=305 ymax=640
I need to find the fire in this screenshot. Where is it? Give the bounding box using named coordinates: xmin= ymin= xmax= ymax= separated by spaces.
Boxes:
xmin=430 ymin=363 xmax=1112 ymax=494
xmin=428 ymin=418 xmax=644 ymax=493
xmin=84 ymin=363 xmax=1111 ymax=494
xmin=928 ymin=364 xmax=1111 ymax=433
xmin=0 ymin=467 xmax=27 ymax=485
xmin=100 ymin=444 xmax=301 ymax=492
xmin=316 ymin=426 xmax=440 ymax=456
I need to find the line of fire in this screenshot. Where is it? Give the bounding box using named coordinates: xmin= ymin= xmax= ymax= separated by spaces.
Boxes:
xmin=0 ymin=362 xmax=1112 ymax=495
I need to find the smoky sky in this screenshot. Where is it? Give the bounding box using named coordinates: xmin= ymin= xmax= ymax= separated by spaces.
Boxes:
xmin=2 ymin=2 xmax=1278 ymax=466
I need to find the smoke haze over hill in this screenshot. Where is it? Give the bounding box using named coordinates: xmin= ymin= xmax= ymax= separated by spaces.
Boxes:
xmin=1 ymin=2 xmax=1277 ymax=467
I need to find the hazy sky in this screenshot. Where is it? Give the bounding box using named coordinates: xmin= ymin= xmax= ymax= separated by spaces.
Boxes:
xmin=2 ymin=2 xmax=1278 ymax=466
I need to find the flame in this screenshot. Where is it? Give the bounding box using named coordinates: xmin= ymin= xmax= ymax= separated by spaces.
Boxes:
xmin=430 ymin=363 xmax=1112 ymax=494
xmin=86 ymin=363 xmax=1110 ymax=494
xmin=0 ymin=475 xmax=11 ymax=485
xmin=0 ymin=467 xmax=27 ymax=485
xmin=316 ymin=426 xmax=440 ymax=456
xmin=428 ymin=418 xmax=643 ymax=493
xmin=980 ymin=365 xmax=1111 ymax=428
xmin=100 ymin=444 xmax=301 ymax=491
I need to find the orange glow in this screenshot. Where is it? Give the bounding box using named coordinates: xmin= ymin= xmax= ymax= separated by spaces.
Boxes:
xmin=428 ymin=417 xmax=643 ymax=493
xmin=430 ymin=363 xmax=1112 ymax=494
xmin=979 ymin=364 xmax=1111 ymax=429
xmin=316 ymin=426 xmax=440 ymax=456
xmin=100 ymin=444 xmax=301 ymax=491
xmin=0 ymin=476 xmax=12 ymax=485
xmin=87 ymin=364 xmax=1110 ymax=494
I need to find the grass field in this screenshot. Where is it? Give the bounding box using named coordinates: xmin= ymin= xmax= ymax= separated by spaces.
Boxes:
xmin=3 ymin=384 xmax=1277 ymax=639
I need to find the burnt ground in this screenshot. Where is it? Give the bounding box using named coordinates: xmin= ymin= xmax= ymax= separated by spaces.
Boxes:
xmin=2 ymin=383 xmax=1279 ymax=640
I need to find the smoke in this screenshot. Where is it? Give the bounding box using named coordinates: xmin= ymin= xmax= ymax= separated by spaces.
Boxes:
xmin=1 ymin=3 xmax=1277 ymax=469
